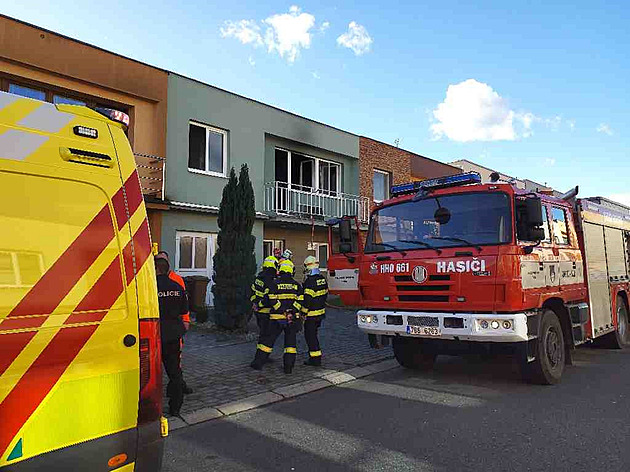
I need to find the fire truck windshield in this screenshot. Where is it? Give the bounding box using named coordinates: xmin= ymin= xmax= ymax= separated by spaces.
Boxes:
xmin=365 ymin=192 xmax=512 ymax=253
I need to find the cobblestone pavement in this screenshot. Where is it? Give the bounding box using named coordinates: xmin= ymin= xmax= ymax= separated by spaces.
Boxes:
xmin=169 ymin=307 xmax=393 ymax=415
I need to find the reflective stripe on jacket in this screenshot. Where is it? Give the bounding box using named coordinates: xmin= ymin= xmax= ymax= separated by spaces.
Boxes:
xmin=250 ymin=268 xmax=277 ymax=314
xmin=301 ymin=273 xmax=328 ymax=317
xmin=260 ymin=273 xmax=303 ymax=319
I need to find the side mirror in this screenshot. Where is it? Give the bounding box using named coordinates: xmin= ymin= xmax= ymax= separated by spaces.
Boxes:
xmin=527 ymin=227 xmax=546 ymax=242
xmin=525 ymin=197 xmax=543 ymax=226
xmin=339 ymin=242 xmax=352 ymax=254
xmin=339 ymin=219 xmax=352 ymax=242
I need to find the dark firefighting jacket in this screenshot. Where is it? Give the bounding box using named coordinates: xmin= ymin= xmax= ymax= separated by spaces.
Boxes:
xmin=301 ymin=273 xmax=328 ymax=318
xmin=157 ymin=274 xmax=188 ymax=343
xmin=261 ymin=273 xmax=303 ymax=320
xmin=250 ymin=267 xmax=277 ymax=314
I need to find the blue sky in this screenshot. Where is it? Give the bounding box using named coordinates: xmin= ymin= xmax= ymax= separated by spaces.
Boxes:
xmin=4 ymin=1 xmax=628 ymax=201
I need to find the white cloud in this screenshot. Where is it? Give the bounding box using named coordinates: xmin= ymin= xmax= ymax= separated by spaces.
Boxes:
xmin=263 ymin=6 xmax=315 ymax=62
xmin=248 ymin=56 xmax=256 ymax=67
xmin=597 ymin=123 xmax=614 ymax=136
xmin=221 ymin=6 xmax=316 ymax=63
xmin=431 ymin=79 xmax=531 ymax=142
xmin=337 ymin=21 xmax=373 ymax=56
xmin=545 ymin=157 xmax=556 ymax=166
xmin=544 ymin=115 xmax=562 ymax=131
xmin=430 ymin=79 xmax=566 ymax=142
xmin=568 ymin=119 xmax=576 ymax=131
xmin=220 ymin=20 xmax=263 ymax=46
xmin=311 ymin=71 xmax=320 ymax=79
xmin=609 ymin=194 xmax=630 ymax=206
xmin=320 ymin=21 xmax=330 ymax=32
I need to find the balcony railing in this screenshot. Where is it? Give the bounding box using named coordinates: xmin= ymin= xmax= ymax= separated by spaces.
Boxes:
xmin=134 ymin=153 xmax=165 ymax=200
xmin=264 ymin=182 xmax=369 ymax=224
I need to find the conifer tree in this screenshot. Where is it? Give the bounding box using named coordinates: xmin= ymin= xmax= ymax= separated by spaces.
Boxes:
xmin=212 ymin=164 xmax=257 ymax=329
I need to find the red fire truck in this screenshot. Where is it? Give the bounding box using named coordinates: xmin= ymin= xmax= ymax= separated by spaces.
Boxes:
xmin=327 ymin=172 xmax=630 ymax=384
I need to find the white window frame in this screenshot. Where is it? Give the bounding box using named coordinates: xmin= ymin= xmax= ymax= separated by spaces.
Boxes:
xmin=175 ymin=231 xmax=215 ymax=275
xmin=275 ymin=147 xmax=341 ymax=194
xmin=188 ymin=121 xmax=228 ymax=178
xmin=373 ymin=169 xmax=391 ymax=203
xmin=263 ymin=239 xmax=285 ymax=258
xmin=313 ymin=242 xmax=329 ymax=271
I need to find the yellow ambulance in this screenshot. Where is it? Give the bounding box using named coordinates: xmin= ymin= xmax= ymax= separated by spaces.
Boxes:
xmin=0 ymin=90 xmax=166 ymax=470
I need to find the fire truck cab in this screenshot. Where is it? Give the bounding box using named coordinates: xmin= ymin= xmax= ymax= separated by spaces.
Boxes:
xmin=328 ymin=172 xmax=630 ymax=384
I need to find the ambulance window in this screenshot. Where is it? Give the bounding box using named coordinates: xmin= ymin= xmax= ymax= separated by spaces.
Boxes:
xmin=9 ymin=83 xmax=46 ymax=101
xmin=551 ymin=207 xmax=570 ymax=245
xmin=53 ymin=95 xmax=86 ymax=106
xmin=541 ymin=206 xmax=551 ymax=242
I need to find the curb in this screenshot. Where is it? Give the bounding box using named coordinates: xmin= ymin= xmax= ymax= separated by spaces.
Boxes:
xmin=168 ymin=357 xmax=398 ymax=431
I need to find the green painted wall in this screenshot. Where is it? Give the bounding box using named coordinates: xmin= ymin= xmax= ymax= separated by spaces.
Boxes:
xmin=160 ymin=210 xmax=264 ymax=266
xmin=166 ymin=74 xmax=359 ymax=211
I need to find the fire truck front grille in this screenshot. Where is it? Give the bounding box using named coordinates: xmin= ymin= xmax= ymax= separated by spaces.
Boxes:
xmin=394 ymin=275 xmax=451 ymax=282
xmin=399 ymin=294 xmax=449 ymax=303
xmin=396 ymin=285 xmax=450 ymax=292
xmin=407 ymin=316 xmax=439 ymax=327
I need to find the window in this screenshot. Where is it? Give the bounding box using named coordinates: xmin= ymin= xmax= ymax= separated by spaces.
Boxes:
xmin=319 ymin=161 xmax=339 ymax=196
xmin=366 ymin=192 xmax=512 ymax=252
xmin=373 ymin=169 xmax=391 ymax=202
xmin=541 ymin=206 xmax=551 ymax=242
xmin=188 ymin=122 xmax=227 ymax=176
xmin=315 ymin=243 xmax=329 ymax=269
xmin=551 ymin=208 xmax=570 ymax=245
xmin=177 ymin=233 xmax=210 ymax=270
xmin=263 ymin=239 xmax=285 ymax=258
xmin=9 ymin=83 xmax=45 ymax=101
xmin=274 ymin=148 xmax=341 ymax=194
xmin=53 ymin=95 xmax=86 ymax=106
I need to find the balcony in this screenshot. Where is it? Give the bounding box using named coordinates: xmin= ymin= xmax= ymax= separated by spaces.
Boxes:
xmin=134 ymin=153 xmax=165 ymax=200
xmin=264 ymin=182 xmax=369 ymax=224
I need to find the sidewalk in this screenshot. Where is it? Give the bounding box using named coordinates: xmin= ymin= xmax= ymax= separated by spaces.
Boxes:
xmin=167 ymin=307 xmax=395 ymax=427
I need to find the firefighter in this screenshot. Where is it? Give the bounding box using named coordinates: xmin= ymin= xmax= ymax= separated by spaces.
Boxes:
xmin=301 ymin=256 xmax=328 ymax=366
xmin=155 ymin=251 xmax=193 ymax=395
xmin=250 ymin=259 xmax=303 ymax=374
xmin=251 ymin=255 xmax=279 ymax=336
xmin=281 ymin=248 xmax=293 ymax=262
xmin=155 ymin=256 xmax=188 ymax=416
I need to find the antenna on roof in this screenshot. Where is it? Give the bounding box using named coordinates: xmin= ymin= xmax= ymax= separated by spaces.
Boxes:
xmin=394 ymin=138 xmax=400 ymax=148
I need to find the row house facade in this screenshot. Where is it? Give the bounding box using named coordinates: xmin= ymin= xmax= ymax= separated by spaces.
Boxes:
xmin=1 ymin=14 xmax=459 ymax=306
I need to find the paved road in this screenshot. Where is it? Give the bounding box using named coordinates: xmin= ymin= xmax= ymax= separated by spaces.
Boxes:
xmin=163 ymin=346 xmax=630 ymax=471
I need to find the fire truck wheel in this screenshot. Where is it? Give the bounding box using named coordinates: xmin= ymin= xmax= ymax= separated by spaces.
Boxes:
xmin=524 ymin=309 xmax=565 ymax=385
xmin=392 ymin=337 xmax=436 ymax=371
xmin=601 ymin=296 xmax=630 ymax=349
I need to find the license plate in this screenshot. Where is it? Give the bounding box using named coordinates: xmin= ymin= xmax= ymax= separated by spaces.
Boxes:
xmin=406 ymin=325 xmax=441 ymax=336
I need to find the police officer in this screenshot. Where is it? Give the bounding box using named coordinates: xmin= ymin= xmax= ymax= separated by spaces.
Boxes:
xmin=155 ymin=257 xmax=188 ymax=416
xmin=301 ymin=256 xmax=328 ymax=366
xmin=250 ymin=260 xmax=303 ymax=374
xmin=155 ymin=251 xmax=193 ymax=395
xmin=250 ymin=255 xmax=279 ymax=336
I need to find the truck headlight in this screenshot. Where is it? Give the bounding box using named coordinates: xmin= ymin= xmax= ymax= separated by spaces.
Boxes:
xmin=480 ymin=320 xmax=489 ymax=329
xmin=359 ymin=315 xmax=367 ymax=323
xmin=502 ymin=320 xmax=512 ymax=330
xmin=491 ymin=320 xmax=500 ymax=329
xmin=372 ymin=315 xmax=378 ymax=323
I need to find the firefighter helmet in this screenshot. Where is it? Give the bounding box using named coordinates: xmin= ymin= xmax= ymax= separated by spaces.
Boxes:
xmin=262 ymin=255 xmax=278 ymax=269
xmin=281 ymin=249 xmax=293 ymax=261
xmin=304 ymin=255 xmax=319 ymax=270
xmin=279 ymin=259 xmax=295 ymax=274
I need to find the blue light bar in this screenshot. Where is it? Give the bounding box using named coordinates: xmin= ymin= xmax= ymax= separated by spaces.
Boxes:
xmin=391 ymin=172 xmax=482 ymax=197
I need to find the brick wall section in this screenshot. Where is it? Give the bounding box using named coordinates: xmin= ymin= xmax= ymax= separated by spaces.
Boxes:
xmin=359 ymin=137 xmax=413 ymax=204
xmin=359 ymin=137 xmax=461 ymax=209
